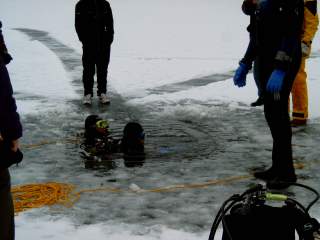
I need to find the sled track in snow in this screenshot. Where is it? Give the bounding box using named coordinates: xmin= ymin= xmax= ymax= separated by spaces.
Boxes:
xmin=145 ymin=71 xmax=235 ymax=95
xmin=15 ymin=28 xmax=234 ymax=97
xmin=14 ymin=28 xmax=81 ymax=73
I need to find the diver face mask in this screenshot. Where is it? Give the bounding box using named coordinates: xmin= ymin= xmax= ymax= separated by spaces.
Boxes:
xmin=95 ymin=120 xmax=110 ymax=135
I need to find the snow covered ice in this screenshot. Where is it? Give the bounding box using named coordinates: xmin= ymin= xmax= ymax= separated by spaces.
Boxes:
xmin=1 ymin=0 xmax=320 ymax=239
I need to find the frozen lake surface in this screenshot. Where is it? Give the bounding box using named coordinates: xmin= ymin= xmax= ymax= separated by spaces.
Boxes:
xmin=1 ymin=0 xmax=320 ymax=238
xmin=11 ymin=28 xmax=320 ymax=237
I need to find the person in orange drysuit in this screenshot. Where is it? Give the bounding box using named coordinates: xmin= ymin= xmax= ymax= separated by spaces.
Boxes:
xmin=290 ymin=0 xmax=319 ymax=126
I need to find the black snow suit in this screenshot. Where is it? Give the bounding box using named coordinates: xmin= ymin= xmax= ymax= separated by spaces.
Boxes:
xmin=241 ymin=0 xmax=304 ymax=178
xmin=75 ymin=0 xmax=114 ymax=96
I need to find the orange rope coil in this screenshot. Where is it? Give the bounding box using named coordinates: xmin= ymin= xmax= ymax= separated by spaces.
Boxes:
xmin=12 ymin=182 xmax=79 ymax=214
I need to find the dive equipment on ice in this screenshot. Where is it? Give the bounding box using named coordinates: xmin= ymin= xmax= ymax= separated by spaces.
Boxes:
xmin=208 ymin=183 xmax=320 ymax=240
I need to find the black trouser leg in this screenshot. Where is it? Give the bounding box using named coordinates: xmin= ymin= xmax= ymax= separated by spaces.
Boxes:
xmin=262 ymin=59 xmax=300 ymax=177
xmin=264 ymin=91 xmax=294 ymax=176
xmin=82 ymin=45 xmax=96 ymax=96
xmin=0 ymin=169 xmax=15 ymax=240
xmin=96 ymin=46 xmax=111 ymax=96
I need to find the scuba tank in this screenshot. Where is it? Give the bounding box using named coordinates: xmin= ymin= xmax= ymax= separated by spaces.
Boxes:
xmin=208 ymin=184 xmax=320 ymax=240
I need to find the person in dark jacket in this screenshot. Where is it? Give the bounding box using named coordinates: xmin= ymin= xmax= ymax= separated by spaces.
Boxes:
xmin=233 ymin=0 xmax=304 ymax=189
xmin=241 ymin=0 xmax=265 ymax=107
xmin=0 ymin=20 xmax=23 ymax=240
xmin=75 ymin=0 xmax=114 ymax=105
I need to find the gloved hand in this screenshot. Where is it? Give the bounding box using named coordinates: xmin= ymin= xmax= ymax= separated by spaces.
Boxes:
xmin=0 ymin=140 xmax=23 ymax=169
xmin=301 ymin=41 xmax=311 ymax=58
xmin=233 ymin=62 xmax=251 ymax=87
xmin=266 ymin=69 xmax=285 ymax=93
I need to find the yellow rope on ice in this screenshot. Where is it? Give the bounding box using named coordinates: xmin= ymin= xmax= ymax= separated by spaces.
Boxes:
xmin=11 ymin=175 xmax=252 ymax=214
xmin=12 ymin=182 xmax=80 ymax=214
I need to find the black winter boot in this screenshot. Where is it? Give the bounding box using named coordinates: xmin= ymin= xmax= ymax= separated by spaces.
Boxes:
xmin=250 ymin=97 xmax=264 ymax=107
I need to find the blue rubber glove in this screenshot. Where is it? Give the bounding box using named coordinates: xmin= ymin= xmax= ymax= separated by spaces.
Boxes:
xmin=266 ymin=69 xmax=286 ymax=93
xmin=233 ymin=62 xmax=251 ymax=87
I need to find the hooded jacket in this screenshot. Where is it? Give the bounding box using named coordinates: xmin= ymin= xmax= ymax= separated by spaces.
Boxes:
xmin=0 ymin=22 xmax=22 ymax=141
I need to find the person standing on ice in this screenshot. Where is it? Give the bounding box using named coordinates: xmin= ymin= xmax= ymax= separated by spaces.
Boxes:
xmin=75 ymin=0 xmax=114 ymax=105
xmin=233 ymin=0 xmax=304 ymax=189
xmin=290 ymin=0 xmax=319 ymax=126
xmin=241 ymin=0 xmax=319 ymax=122
xmin=0 ymin=20 xmax=23 ymax=240
xmin=241 ymin=0 xmax=265 ymax=107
